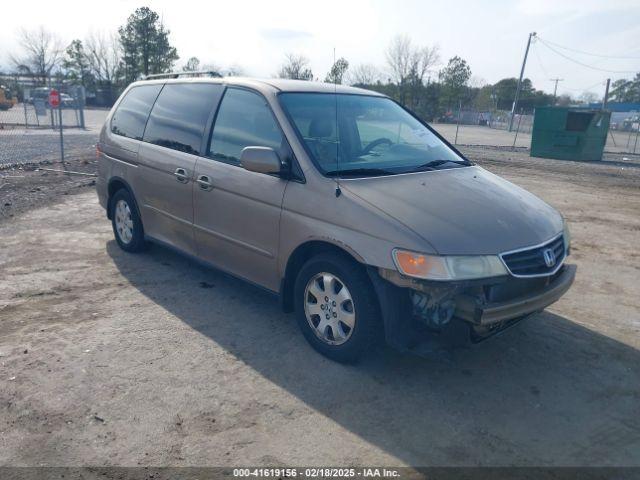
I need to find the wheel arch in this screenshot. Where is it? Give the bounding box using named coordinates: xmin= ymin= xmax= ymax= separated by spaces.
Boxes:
xmin=279 ymin=239 xmax=366 ymax=313
xmin=107 ymin=176 xmax=136 ymax=220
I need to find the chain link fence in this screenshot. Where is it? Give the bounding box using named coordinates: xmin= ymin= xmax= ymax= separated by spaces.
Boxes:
xmin=0 ymin=81 xmax=107 ymax=169
xmin=433 ymin=108 xmax=639 ymax=155
xmin=1 ymin=100 xmax=85 ymax=129
xmin=1 ymin=79 xmax=87 ymax=127
xmin=1 ymin=83 xmax=638 ymax=171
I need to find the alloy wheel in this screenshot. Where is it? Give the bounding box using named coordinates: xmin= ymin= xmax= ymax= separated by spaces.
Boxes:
xmin=114 ymin=199 xmax=134 ymax=244
xmin=304 ymin=272 xmax=356 ymax=345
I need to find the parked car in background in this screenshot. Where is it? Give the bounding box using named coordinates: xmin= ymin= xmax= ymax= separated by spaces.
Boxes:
xmin=97 ymin=76 xmax=576 ymax=363
xmin=27 ymin=88 xmax=75 ymax=108
xmin=28 ymin=87 xmax=50 ymax=105
xmin=60 ymin=93 xmax=75 ymax=108
xmin=621 ymin=114 xmax=640 ymax=132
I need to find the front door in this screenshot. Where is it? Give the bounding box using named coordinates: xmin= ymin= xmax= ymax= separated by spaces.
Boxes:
xmin=193 ymin=87 xmax=289 ymax=291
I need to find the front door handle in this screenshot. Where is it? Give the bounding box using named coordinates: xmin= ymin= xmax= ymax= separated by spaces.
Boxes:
xmin=174 ymin=167 xmax=189 ymax=183
xmin=196 ymin=174 xmax=213 ymax=191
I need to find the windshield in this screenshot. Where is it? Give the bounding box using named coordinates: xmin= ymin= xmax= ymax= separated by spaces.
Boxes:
xmin=279 ymin=93 xmax=470 ymax=176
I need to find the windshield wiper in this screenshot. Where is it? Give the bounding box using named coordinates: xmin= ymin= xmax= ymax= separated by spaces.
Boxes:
xmin=404 ymin=159 xmax=471 ymax=173
xmin=325 ymin=167 xmax=395 ymax=177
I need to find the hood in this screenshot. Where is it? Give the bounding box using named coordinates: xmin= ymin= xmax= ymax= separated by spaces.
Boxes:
xmin=342 ymin=166 xmax=563 ymax=255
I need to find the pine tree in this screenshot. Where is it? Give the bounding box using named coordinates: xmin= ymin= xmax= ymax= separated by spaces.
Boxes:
xmin=118 ymin=7 xmax=179 ymax=83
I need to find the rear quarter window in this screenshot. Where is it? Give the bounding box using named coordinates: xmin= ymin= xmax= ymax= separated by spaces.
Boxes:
xmin=143 ymin=83 xmax=224 ymax=155
xmin=111 ymin=85 xmax=162 ymax=140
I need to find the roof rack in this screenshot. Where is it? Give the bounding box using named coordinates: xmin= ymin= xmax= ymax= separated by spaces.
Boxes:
xmin=142 ymin=70 xmax=223 ymax=80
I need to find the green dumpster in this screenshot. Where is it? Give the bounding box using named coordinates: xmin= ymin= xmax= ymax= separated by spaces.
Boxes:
xmin=530 ymin=107 xmax=610 ymax=161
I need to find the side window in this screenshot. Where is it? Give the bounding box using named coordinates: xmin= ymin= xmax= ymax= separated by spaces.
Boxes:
xmin=143 ymin=83 xmax=224 ymax=155
xmin=208 ymin=88 xmax=283 ymax=166
xmin=111 ymin=85 xmax=162 ymax=140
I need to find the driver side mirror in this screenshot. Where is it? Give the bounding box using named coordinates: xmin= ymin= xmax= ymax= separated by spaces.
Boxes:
xmin=240 ymin=146 xmax=282 ymax=175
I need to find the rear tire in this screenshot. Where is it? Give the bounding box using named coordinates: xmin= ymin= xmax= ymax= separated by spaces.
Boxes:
xmin=294 ymin=252 xmax=382 ymax=363
xmin=110 ymin=188 xmax=147 ymax=253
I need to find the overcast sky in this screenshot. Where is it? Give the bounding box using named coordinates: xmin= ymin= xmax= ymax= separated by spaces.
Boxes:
xmin=1 ymin=0 xmax=639 ymax=97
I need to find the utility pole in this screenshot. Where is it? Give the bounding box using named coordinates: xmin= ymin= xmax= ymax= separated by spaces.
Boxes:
xmin=509 ymin=32 xmax=536 ymax=131
xmin=550 ymin=78 xmax=564 ymax=105
xmin=603 ymin=78 xmax=611 ymax=110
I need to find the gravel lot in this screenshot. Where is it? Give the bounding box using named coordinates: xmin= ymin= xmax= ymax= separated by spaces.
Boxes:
xmin=0 ymin=144 xmax=639 ymax=468
xmin=0 ymin=107 xmax=106 ymax=166
xmin=0 ymin=131 xmax=97 ymax=166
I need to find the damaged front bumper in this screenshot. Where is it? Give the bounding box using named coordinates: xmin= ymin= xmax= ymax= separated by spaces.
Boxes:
xmin=454 ymin=264 xmax=576 ymax=325
xmin=369 ymin=263 xmax=577 ymax=352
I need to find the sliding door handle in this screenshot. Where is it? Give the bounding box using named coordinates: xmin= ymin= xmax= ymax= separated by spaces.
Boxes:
xmin=196 ymin=175 xmax=213 ymax=191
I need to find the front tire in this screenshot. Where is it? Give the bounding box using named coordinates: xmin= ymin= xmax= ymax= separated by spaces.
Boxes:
xmin=294 ymin=252 xmax=382 ymax=363
xmin=110 ymin=188 xmax=147 ymax=253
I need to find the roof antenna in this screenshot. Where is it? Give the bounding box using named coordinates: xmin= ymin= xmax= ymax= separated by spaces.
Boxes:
xmin=333 ymin=47 xmax=342 ymax=198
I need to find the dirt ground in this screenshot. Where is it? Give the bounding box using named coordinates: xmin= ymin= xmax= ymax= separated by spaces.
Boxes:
xmin=0 ymin=156 xmax=98 ymax=221
xmin=1 ymin=146 xmax=639 ymax=468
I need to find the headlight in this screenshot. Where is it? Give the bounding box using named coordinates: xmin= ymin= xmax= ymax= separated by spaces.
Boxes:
xmin=392 ymin=249 xmax=508 ymax=281
xmin=563 ymin=219 xmax=571 ymax=255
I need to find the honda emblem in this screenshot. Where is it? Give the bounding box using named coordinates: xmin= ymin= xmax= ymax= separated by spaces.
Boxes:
xmin=543 ymin=248 xmax=556 ymax=268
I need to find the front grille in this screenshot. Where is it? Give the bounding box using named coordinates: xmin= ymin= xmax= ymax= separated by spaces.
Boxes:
xmin=501 ymin=235 xmax=565 ymax=277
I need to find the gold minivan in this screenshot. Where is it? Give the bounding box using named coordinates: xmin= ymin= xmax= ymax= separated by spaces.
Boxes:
xmin=97 ymin=75 xmax=575 ymax=362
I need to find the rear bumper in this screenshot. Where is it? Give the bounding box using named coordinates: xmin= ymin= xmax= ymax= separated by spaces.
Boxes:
xmin=454 ymin=264 xmax=576 ymax=325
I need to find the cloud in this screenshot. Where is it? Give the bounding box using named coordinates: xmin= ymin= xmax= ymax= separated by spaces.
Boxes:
xmin=516 ymin=0 xmax=638 ymax=16
xmin=260 ymin=28 xmax=313 ymax=41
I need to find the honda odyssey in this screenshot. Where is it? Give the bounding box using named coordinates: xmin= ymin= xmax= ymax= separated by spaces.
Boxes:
xmin=97 ymin=75 xmax=576 ymax=362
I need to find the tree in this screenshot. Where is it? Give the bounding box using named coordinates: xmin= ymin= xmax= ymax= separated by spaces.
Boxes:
xmin=473 ymin=85 xmax=496 ymax=111
xmin=491 ymin=77 xmax=534 ymax=110
xmin=386 ymin=35 xmax=413 ymax=85
xmin=523 ymin=89 xmax=554 ymax=111
xmin=85 ymin=31 xmax=121 ymax=85
xmin=385 ymin=35 xmax=439 ymax=106
xmin=556 ymin=94 xmax=573 ymax=107
xmin=226 ymin=64 xmax=245 ymax=77
xmin=610 ymin=74 xmax=640 ymax=103
xmin=118 ymin=6 xmax=179 ymax=82
xmin=182 ymin=57 xmax=200 ymax=72
xmin=10 ymin=27 xmax=63 ymax=85
xmin=492 ymin=78 xmax=519 ymax=110
xmin=410 ymin=46 xmax=440 ymax=86
xmin=347 ymin=63 xmax=380 ymax=86
xmin=488 ymin=77 xmax=553 ymax=113
xmin=439 ymin=56 xmax=472 ymax=108
xmin=386 ymin=35 xmax=439 ymax=85
xmin=278 ymin=53 xmax=313 ymax=80
xmin=325 ymin=57 xmax=349 ymax=84
xmin=579 ymin=91 xmax=599 ymax=104
xmin=201 ymin=62 xmax=222 ymax=74
xmin=63 ymin=39 xmax=92 ymax=87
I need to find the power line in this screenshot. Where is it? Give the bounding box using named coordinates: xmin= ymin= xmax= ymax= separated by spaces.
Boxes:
xmin=533 ymin=46 xmax=550 ymax=77
xmin=560 ymin=80 xmax=605 ymax=93
xmin=537 ymin=36 xmax=640 ymax=60
xmin=531 ymin=45 xmax=603 ymax=94
xmin=537 ymin=38 xmax=639 ymax=74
